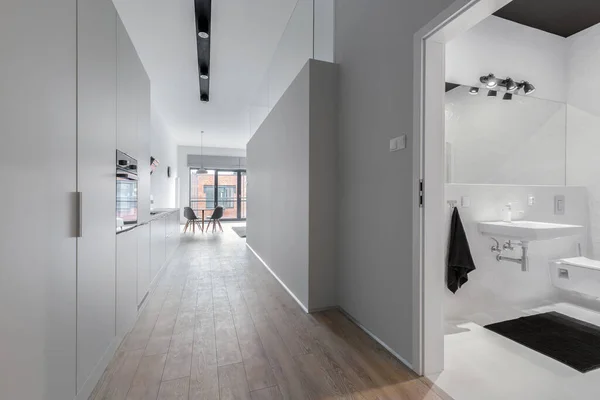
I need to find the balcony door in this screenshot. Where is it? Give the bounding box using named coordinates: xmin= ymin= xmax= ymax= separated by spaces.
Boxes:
xmin=189 ymin=169 xmax=246 ymax=221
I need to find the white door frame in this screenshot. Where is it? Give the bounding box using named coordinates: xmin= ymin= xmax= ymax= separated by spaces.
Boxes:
xmin=411 ymin=0 xmax=513 ymax=376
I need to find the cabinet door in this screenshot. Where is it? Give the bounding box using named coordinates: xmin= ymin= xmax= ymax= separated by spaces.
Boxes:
xmin=76 ymin=0 xmax=118 ymax=394
xmin=151 ymin=218 xmax=167 ymax=282
xmin=0 ymin=1 xmax=77 ymax=398
xmin=117 ymin=229 xmax=139 ymax=339
xmin=137 ymin=224 xmax=151 ymax=306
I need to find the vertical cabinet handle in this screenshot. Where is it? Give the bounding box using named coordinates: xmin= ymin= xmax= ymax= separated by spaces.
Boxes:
xmin=76 ymin=192 xmax=83 ymax=238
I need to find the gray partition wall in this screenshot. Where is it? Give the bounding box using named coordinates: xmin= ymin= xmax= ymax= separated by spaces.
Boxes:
xmin=246 ymin=59 xmax=337 ymax=312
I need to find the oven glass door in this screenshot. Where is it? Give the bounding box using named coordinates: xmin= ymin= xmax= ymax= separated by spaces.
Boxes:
xmin=116 ymin=175 xmax=138 ymax=225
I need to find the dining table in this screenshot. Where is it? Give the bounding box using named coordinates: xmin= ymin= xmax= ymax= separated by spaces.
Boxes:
xmin=197 ymin=208 xmax=214 ymax=232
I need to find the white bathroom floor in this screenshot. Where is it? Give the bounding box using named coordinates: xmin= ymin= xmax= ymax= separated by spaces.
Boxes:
xmin=432 ymin=302 xmax=600 ymax=400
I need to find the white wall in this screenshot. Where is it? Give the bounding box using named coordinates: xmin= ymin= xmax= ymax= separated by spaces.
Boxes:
xmin=248 ymin=62 xmax=311 ymax=308
xmin=566 ymin=23 xmax=600 ymax=260
xmin=444 ymin=185 xmax=588 ymax=327
xmin=247 ymin=59 xmax=338 ymax=311
xmin=446 ymin=16 xmax=568 ymax=103
xmin=335 ymin=0 xmax=456 ymax=365
xmin=151 ymin=108 xmax=178 ymax=209
xmin=445 ymin=85 xmax=567 ymax=185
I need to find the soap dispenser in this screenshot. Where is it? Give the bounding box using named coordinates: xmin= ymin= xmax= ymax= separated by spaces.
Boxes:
xmin=503 ymin=203 xmax=512 ymax=223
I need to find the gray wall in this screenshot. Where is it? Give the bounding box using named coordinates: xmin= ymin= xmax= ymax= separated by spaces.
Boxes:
xmin=247 ymin=60 xmax=337 ymax=311
xmin=248 ymin=62 xmax=311 ymax=308
xmin=309 ymin=60 xmax=338 ymax=310
xmin=335 ymin=0 xmax=454 ymax=364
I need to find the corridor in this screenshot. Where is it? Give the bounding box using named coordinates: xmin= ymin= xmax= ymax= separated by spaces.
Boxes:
xmin=91 ymin=226 xmax=448 ymax=400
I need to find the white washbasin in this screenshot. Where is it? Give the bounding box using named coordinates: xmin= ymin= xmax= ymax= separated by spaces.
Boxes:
xmin=478 ymin=220 xmax=584 ymax=242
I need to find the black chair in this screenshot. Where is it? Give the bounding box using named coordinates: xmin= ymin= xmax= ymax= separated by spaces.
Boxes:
xmin=205 ymin=206 xmax=224 ymax=232
xmin=183 ymin=207 xmax=201 ymax=233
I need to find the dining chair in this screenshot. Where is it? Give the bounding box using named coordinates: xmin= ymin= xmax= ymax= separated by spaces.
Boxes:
xmin=183 ymin=207 xmax=202 ymax=233
xmin=205 ymin=206 xmax=224 ymax=233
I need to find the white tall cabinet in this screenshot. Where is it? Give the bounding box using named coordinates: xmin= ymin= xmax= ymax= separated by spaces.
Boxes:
xmin=0 ymin=1 xmax=77 ymax=399
xmin=0 ymin=0 xmax=156 ymax=399
xmin=76 ymin=0 xmax=118 ymax=395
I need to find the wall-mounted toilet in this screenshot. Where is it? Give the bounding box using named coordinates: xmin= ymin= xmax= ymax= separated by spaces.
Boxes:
xmin=550 ymin=257 xmax=600 ymax=298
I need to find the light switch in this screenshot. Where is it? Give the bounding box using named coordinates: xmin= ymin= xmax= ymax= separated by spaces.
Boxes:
xmin=390 ymin=135 xmax=407 ymax=152
xmin=528 ymin=195 xmax=535 ymax=206
xmin=555 ymin=195 xmax=565 ymax=215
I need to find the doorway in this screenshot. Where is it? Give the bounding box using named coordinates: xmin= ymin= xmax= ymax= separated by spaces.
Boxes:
xmin=413 ymin=0 xmax=513 ymax=377
xmin=189 ymin=168 xmax=247 ymax=221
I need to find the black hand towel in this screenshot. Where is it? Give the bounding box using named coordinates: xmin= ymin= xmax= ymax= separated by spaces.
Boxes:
xmin=447 ymin=207 xmax=476 ymax=294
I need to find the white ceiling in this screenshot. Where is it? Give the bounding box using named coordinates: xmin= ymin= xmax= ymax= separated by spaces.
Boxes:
xmin=113 ymin=0 xmax=298 ymax=149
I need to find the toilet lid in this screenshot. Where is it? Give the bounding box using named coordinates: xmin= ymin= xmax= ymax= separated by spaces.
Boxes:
xmin=560 ymin=257 xmax=600 ymax=271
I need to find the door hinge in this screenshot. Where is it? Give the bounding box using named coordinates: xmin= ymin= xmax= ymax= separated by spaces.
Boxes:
xmin=419 ymin=179 xmax=424 ymax=208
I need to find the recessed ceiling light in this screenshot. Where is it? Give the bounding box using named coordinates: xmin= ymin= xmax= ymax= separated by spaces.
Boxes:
xmin=469 ymin=87 xmax=479 ymax=95
xmin=503 ymin=93 xmax=513 ymax=100
xmin=487 ymin=90 xmax=497 ymax=97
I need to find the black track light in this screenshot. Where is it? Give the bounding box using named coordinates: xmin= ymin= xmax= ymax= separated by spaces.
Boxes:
xmin=504 ymin=77 xmax=518 ymax=92
xmin=200 ymin=93 xmax=209 ymax=103
xmin=522 ymin=81 xmax=536 ymax=95
xmin=200 ymin=64 xmax=209 ymax=80
xmin=487 ymin=90 xmax=497 ymax=97
xmin=469 ymin=87 xmax=479 ymax=95
xmin=480 ymin=73 xmax=498 ymax=88
xmin=197 ymin=18 xmax=210 ymax=39
xmin=503 ymin=93 xmax=513 ymax=100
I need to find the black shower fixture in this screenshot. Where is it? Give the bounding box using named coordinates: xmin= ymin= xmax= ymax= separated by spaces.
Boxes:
xmin=469 ymin=87 xmax=479 ymax=95
xmin=503 ymin=93 xmax=513 ymax=100
xmin=195 ymin=0 xmax=212 ymax=103
xmin=479 ymin=73 xmax=536 ymax=96
xmin=488 ymin=90 xmax=498 ymax=97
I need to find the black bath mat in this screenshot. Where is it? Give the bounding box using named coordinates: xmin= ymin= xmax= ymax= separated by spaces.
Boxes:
xmin=485 ymin=312 xmax=600 ymax=373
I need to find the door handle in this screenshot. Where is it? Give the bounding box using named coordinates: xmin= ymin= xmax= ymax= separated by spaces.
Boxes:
xmin=76 ymin=192 xmax=83 ymax=238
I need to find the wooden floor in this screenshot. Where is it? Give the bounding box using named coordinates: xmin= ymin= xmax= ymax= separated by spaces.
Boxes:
xmin=91 ymin=225 xmax=451 ymax=400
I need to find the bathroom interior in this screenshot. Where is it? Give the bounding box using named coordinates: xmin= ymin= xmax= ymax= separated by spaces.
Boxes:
xmin=436 ymin=2 xmax=600 ymax=399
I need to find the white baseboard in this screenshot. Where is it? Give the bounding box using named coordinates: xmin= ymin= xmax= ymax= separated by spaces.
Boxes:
xmin=246 ymin=243 xmax=309 ymax=313
xmin=76 ymin=336 xmax=120 ymax=400
xmin=338 ymin=307 xmax=414 ymax=371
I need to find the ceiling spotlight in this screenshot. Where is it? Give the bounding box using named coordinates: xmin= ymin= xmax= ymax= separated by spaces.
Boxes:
xmin=200 ymin=93 xmax=209 ymax=103
xmin=504 ymin=77 xmax=518 ymax=92
xmin=200 ymin=64 xmax=209 ymax=80
xmin=522 ymin=81 xmax=536 ymax=95
xmin=503 ymin=93 xmax=513 ymax=100
xmin=469 ymin=87 xmax=479 ymax=95
xmin=480 ymin=73 xmax=498 ymax=88
xmin=197 ymin=18 xmax=210 ymax=39
xmin=487 ymin=90 xmax=497 ymax=97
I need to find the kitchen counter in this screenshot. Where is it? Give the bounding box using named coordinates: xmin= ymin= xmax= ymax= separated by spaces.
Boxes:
xmin=117 ymin=208 xmax=179 ymax=234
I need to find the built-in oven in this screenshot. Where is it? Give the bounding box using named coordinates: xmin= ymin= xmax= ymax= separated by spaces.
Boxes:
xmin=116 ymin=150 xmax=138 ymax=230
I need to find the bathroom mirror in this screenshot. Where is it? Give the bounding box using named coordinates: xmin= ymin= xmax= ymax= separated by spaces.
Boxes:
xmin=445 ymin=85 xmax=566 ymax=185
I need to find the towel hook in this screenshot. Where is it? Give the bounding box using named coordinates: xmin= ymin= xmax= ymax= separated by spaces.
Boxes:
xmin=447 ymin=200 xmax=458 ymax=209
